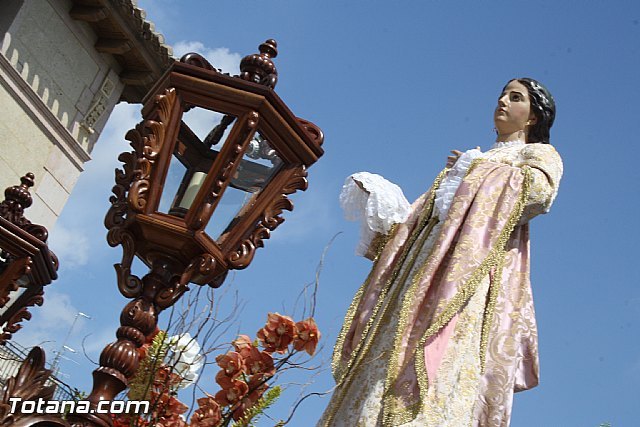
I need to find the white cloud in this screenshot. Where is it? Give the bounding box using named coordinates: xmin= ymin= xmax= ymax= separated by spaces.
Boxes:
xmin=48 ymin=222 xmax=90 ymax=268
xmin=12 ymin=290 xmax=80 ymax=350
xmin=80 ymin=323 xmax=120 ymax=355
xmin=172 ymin=41 xmax=242 ymax=75
xmin=84 ymin=103 xmax=141 ymax=185
xmin=269 ymin=185 xmax=335 ymax=243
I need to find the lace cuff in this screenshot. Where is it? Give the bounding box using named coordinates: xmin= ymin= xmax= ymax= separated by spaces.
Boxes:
xmin=435 ymin=148 xmax=484 ymax=220
xmin=339 ymin=172 xmax=410 ymax=256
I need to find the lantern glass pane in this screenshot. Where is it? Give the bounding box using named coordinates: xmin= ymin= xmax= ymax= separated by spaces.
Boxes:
xmin=158 ymin=154 xmax=188 ymax=215
xmin=181 ymin=107 xmax=235 ymax=145
xmin=206 ymin=131 xmax=283 ymax=242
xmin=0 ymin=286 xmax=27 ymax=317
xmin=159 ymin=107 xmax=237 ymax=217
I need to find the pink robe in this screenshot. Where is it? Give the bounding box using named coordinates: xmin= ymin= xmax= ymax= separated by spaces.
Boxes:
xmin=320 ymin=143 xmax=563 ymax=427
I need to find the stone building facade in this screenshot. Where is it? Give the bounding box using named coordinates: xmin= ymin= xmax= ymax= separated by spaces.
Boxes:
xmin=0 ymin=0 xmax=173 ymax=229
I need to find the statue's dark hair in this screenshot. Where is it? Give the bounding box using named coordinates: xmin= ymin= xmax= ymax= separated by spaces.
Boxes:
xmin=505 ymin=78 xmax=556 ymax=144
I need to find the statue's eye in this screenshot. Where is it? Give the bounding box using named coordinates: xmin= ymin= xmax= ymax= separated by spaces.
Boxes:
xmin=511 ymin=93 xmax=522 ymax=102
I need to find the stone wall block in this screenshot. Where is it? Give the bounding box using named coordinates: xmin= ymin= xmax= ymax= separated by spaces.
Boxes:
xmin=36 ymin=170 xmax=69 ymax=215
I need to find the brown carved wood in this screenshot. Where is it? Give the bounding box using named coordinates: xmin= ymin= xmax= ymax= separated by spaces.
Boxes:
xmin=67 ymin=256 xmax=184 ymax=427
xmin=226 ymin=166 xmax=308 ymax=269
xmin=0 ymin=287 xmax=44 ymax=343
xmin=0 ymin=257 xmax=30 ymax=309
xmin=105 ymin=88 xmax=180 ymax=297
xmin=0 ymin=347 xmax=69 ymax=427
xmin=0 ymin=174 xmax=57 ymax=345
xmin=240 ymin=39 xmax=278 ymax=88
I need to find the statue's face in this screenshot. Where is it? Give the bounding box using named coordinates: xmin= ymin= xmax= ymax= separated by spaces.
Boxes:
xmin=494 ymin=80 xmax=536 ymax=137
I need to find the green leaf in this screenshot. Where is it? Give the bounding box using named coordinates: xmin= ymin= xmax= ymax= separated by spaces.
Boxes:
xmin=231 ymin=386 xmax=282 ymax=427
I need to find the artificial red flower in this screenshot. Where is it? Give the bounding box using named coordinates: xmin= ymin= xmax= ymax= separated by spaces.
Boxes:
xmin=191 ymin=395 xmax=223 ymax=426
xmin=231 ymin=395 xmax=254 ymax=422
xmin=247 ymin=374 xmax=269 ymax=400
xmin=232 ymin=334 xmax=253 ymax=357
xmin=215 ymin=369 xmax=233 ymax=389
xmin=242 ymin=346 xmax=275 ymax=378
xmin=146 ymin=325 xmax=161 ymax=344
xmin=137 ymin=343 xmax=149 ymax=361
xmin=232 ymin=375 xmax=269 ymax=421
xmin=112 ymin=414 xmax=149 ymax=427
xmin=215 ymin=351 xmax=245 ymax=379
xmin=136 ymin=326 xmax=163 ymax=362
xmin=293 ymin=317 xmax=321 ymax=356
xmin=151 ymin=389 xmax=189 ymax=416
xmin=155 ymin=412 xmax=187 ymax=427
xmin=154 ymin=365 xmax=184 ymax=389
xmin=214 ymin=378 xmax=249 ymax=406
xmin=257 ymin=312 xmax=296 ymax=353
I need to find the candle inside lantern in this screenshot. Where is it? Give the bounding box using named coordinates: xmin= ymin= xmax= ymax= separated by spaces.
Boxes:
xmin=178 ymin=171 xmax=207 ymax=209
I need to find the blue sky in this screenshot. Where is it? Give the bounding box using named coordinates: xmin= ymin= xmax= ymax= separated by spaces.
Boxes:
xmin=18 ymin=1 xmax=639 ymax=426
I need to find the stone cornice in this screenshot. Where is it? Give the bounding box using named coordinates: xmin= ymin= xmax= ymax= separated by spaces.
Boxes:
xmin=0 ymin=51 xmax=90 ymax=170
xmin=70 ymin=0 xmax=175 ymax=103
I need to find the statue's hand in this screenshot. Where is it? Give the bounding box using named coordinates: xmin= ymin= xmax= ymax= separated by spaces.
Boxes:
xmin=446 ymin=147 xmax=480 ymax=168
xmin=446 ymin=150 xmax=463 ymax=168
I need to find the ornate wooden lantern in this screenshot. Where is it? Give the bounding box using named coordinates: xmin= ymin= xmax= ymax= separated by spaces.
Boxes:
xmin=105 ymin=39 xmax=323 ymax=292
xmin=0 ymin=173 xmax=58 ymax=343
xmin=54 ymin=39 xmax=324 ymax=426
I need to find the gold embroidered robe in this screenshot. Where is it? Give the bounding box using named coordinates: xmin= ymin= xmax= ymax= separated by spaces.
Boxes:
xmin=319 ymin=143 xmax=563 ymax=427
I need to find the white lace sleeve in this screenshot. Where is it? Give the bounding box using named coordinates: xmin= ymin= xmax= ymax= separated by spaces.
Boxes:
xmin=434 ymin=148 xmax=484 ymax=220
xmin=339 ymin=172 xmax=410 ymax=257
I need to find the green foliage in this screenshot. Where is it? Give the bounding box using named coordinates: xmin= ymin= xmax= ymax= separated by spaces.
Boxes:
xmin=72 ymin=388 xmax=88 ymax=401
xmin=231 ymin=386 xmax=282 ymax=427
xmin=128 ymin=331 xmax=168 ymax=401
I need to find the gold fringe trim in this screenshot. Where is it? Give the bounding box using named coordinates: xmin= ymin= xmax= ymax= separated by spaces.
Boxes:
xmin=479 ymin=250 xmax=506 ymax=373
xmin=382 ymin=165 xmax=532 ymax=426
xmin=324 ymin=170 xmax=447 ymax=427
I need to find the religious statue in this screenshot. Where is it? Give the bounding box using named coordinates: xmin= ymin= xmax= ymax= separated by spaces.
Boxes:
xmin=319 ymin=78 xmax=563 ymax=426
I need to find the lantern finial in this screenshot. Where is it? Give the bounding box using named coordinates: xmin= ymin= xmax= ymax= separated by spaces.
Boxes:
xmin=240 ymin=39 xmax=278 ymax=88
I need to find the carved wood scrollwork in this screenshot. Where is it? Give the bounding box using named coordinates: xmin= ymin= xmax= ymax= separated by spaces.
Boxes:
xmin=127 ymin=88 xmax=175 ymax=213
xmin=0 ymin=257 xmax=30 ymax=308
xmin=104 ymin=88 xmax=177 ymax=299
xmin=187 ymin=111 xmax=260 ymax=230
xmin=180 ymin=52 xmax=217 ymax=71
xmin=175 ymin=253 xmax=226 ymax=290
xmin=0 ymin=347 xmax=70 ymax=427
xmin=0 ymin=290 xmax=44 ymax=344
xmin=297 ymin=118 xmax=324 ymax=146
xmin=228 ymin=166 xmax=308 ymax=269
